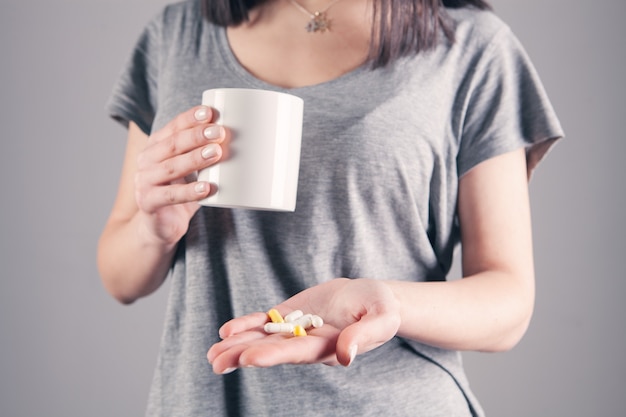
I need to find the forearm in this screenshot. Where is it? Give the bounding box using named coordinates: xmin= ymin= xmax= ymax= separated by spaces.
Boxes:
xmin=97 ymin=213 xmax=178 ymax=304
xmin=97 ymin=114 xmax=216 ymax=304
xmin=388 ymin=270 xmax=535 ymax=352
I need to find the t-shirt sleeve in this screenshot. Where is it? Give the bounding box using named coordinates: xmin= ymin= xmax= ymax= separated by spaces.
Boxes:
xmin=105 ymin=13 xmax=162 ymax=136
xmin=456 ymin=25 xmax=564 ymax=179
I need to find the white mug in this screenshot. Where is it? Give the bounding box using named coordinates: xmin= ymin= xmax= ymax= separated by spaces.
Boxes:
xmin=198 ymin=88 xmax=304 ymax=211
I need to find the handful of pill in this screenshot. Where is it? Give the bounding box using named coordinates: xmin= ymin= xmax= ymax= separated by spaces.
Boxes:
xmin=264 ymin=309 xmax=324 ymax=337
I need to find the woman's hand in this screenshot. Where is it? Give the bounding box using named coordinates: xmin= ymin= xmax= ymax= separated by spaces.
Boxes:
xmin=133 ymin=106 xmax=226 ymax=245
xmin=206 ymin=148 xmax=536 ymax=370
xmin=207 ymin=278 xmax=401 ymax=374
xmin=98 ymin=106 xmax=227 ymax=303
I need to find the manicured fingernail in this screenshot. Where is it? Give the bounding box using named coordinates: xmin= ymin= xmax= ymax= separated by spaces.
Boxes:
xmin=221 ymin=367 xmax=237 ymax=375
xmin=194 ymin=107 xmax=209 ymax=121
xmin=203 ymin=125 xmax=223 ymax=140
xmin=201 ymin=144 xmax=219 ymax=159
xmin=194 ymin=182 xmax=207 ymax=193
xmin=347 ymin=345 xmax=358 ymax=366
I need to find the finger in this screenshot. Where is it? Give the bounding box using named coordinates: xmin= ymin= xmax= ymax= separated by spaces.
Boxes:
xmin=141 ymin=124 xmax=226 ymax=169
xmin=239 ymin=326 xmax=340 ymax=368
xmin=210 ymin=344 xmax=249 ymax=375
xmin=208 ymin=327 xmax=268 ymax=368
xmin=335 ymin=312 xmax=400 ymax=367
xmin=136 ymin=142 xmax=223 ymax=188
xmin=150 ymin=105 xmax=215 ymax=144
xmin=135 ymin=181 xmax=215 ymax=213
xmin=219 ymin=312 xmax=269 ymax=339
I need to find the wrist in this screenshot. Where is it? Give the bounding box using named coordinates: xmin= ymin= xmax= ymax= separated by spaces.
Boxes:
xmin=134 ymin=212 xmax=181 ymax=253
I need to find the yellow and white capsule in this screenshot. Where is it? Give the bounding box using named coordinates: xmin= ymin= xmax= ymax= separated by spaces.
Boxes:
xmin=267 ymin=308 xmax=284 ymax=323
xmin=293 ymin=325 xmax=307 ymax=337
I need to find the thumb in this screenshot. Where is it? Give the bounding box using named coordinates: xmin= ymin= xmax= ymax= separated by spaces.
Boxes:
xmin=335 ymin=311 xmax=400 ymax=367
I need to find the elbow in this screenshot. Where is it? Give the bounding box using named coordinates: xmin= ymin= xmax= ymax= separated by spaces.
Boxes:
xmin=110 ymin=289 xmax=139 ymax=305
xmin=97 ymin=240 xmax=143 ymax=305
xmin=99 ymin=273 xmax=140 ymax=305
xmin=97 ymin=254 xmax=139 ymax=305
xmin=483 ymin=269 xmax=536 ymax=353
xmin=483 ymin=319 xmax=531 ymax=353
xmin=481 ymin=305 xmax=534 ymax=353
xmin=98 ymin=262 xmax=158 ymax=305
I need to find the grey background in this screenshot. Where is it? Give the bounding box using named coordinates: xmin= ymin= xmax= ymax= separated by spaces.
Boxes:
xmin=0 ymin=0 xmax=623 ymax=415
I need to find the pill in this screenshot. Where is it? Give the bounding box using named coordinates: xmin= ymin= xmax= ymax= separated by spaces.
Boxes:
xmin=267 ymin=308 xmax=284 ymax=323
xmin=293 ymin=325 xmax=307 ymax=337
xmin=264 ymin=322 xmax=295 ymax=334
xmin=291 ymin=314 xmax=313 ymax=328
xmin=263 ymin=309 xmax=324 ymax=337
xmin=284 ymin=310 xmax=304 ymax=323
xmin=311 ymin=315 xmax=324 ymax=328
xmin=289 ymin=313 xmax=325 ymax=329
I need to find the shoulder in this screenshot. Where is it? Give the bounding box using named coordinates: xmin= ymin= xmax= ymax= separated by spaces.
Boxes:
xmin=145 ymin=0 xmax=204 ymax=35
xmin=161 ymin=0 xmax=202 ymax=23
xmin=142 ymin=0 xmax=217 ymax=50
xmin=444 ymin=7 xmax=516 ymax=53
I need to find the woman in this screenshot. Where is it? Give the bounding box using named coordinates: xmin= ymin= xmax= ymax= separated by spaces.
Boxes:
xmin=99 ymin=0 xmax=563 ymax=415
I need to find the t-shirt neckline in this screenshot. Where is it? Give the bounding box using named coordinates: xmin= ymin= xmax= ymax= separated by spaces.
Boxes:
xmin=215 ymin=26 xmax=371 ymax=93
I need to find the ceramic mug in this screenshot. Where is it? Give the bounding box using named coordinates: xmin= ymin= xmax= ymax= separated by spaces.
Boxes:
xmin=198 ymin=88 xmax=304 ymax=211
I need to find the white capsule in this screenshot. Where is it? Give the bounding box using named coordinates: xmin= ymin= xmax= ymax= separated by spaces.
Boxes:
xmin=291 ymin=314 xmax=314 ymax=328
xmin=284 ymin=310 xmax=304 ymax=323
xmin=311 ymin=315 xmax=324 ymax=328
xmin=264 ymin=322 xmax=295 ymax=334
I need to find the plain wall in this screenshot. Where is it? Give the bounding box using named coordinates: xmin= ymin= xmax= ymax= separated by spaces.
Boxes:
xmin=0 ymin=0 xmax=624 ymax=416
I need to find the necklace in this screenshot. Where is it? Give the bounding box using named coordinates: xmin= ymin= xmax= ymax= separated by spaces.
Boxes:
xmin=288 ymin=0 xmax=344 ymax=33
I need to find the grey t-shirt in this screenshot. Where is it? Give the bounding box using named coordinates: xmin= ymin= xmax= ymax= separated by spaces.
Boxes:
xmin=106 ymin=1 xmax=563 ymax=416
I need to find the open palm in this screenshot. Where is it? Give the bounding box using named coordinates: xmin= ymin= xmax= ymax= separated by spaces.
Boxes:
xmin=207 ymin=278 xmax=401 ymax=373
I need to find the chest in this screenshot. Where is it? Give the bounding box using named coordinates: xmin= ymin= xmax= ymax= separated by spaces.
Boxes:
xmin=224 ymin=3 xmax=372 ymax=89
xmin=155 ymin=21 xmax=466 ymax=199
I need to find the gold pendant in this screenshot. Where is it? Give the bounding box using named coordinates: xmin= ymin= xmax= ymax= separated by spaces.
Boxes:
xmin=306 ymin=11 xmax=331 ymax=33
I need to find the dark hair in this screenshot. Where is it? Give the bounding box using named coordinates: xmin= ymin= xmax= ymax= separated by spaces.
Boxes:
xmin=201 ymin=0 xmax=491 ymax=68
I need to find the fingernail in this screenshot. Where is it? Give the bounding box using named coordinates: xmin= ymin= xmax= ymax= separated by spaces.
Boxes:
xmin=347 ymin=345 xmax=358 ymax=367
xmin=194 ymin=107 xmax=209 ymax=121
xmin=201 ymin=144 xmax=219 ymax=159
xmin=194 ymin=182 xmax=207 ymax=193
xmin=221 ymin=367 xmax=237 ymax=375
xmin=203 ymin=125 xmax=223 ymax=140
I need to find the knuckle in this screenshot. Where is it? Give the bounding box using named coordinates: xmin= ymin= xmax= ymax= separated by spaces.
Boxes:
xmin=169 ymin=114 xmax=185 ymax=133
xmin=163 ymin=187 xmax=177 ymax=204
xmin=194 ymin=147 xmax=209 ymax=166
xmin=136 ymin=152 xmax=147 ymax=169
xmin=133 ymin=178 xmax=150 ymax=210
xmin=134 ymin=189 xmax=149 ymax=212
xmin=195 ymin=125 xmax=207 ymax=144
xmin=133 ymin=171 xmax=140 ymax=186
xmin=173 ymin=108 xmax=197 ymax=132
xmin=164 ymin=135 xmax=179 ymax=155
xmin=161 ymin=159 xmax=177 ymax=178
xmin=134 ymin=171 xmax=146 ymax=190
